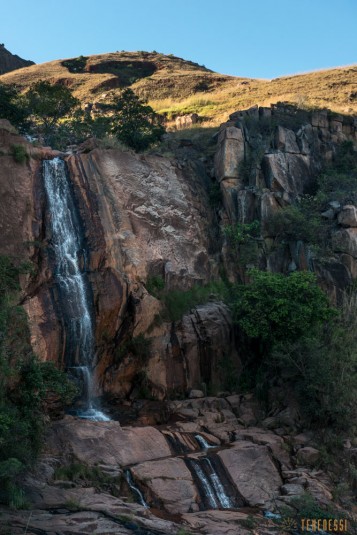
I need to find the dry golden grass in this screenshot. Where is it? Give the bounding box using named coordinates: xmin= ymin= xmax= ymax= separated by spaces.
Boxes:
xmin=1 ymin=51 xmax=356 ymax=126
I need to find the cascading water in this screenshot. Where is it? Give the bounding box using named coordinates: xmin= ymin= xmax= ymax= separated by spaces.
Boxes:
xmin=185 ymin=456 xmax=237 ymax=510
xmin=195 ymin=434 xmax=215 ymax=450
xmin=43 ymin=157 xmax=109 ymax=421
xmin=124 ymin=470 xmax=149 ymax=508
xmin=203 ymin=458 xmax=233 ymax=508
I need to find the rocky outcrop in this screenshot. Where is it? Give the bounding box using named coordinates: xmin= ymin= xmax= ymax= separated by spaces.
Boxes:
xmin=0 ymin=120 xmax=238 ymax=398
xmin=214 ymin=103 xmax=357 ymax=299
xmin=2 ymin=393 xmax=344 ymax=534
xmin=0 ymin=43 xmax=34 ymax=74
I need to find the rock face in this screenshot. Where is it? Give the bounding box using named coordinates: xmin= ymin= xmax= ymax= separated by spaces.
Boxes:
xmin=215 ymin=103 xmax=357 ymax=300
xmin=0 ymin=122 xmax=237 ymax=398
xmin=0 ymin=43 xmax=34 ymax=74
xmin=218 ymin=441 xmax=283 ymax=507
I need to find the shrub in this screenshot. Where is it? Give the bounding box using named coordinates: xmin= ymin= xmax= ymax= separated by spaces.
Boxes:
xmin=230 ymin=269 xmax=334 ymax=346
xmin=146 ymin=275 xmax=165 ymax=297
xmin=161 ymin=281 xmax=227 ymax=322
xmin=110 ymin=88 xmax=165 ymax=151
xmin=224 ymin=220 xmax=261 ymax=268
xmin=0 ymin=255 xmax=76 ymax=507
xmin=62 ymin=55 xmax=87 ymax=73
xmin=267 ymin=203 xmax=324 ymax=244
xmin=272 ymin=294 xmax=357 ymax=430
xmin=10 ymin=144 xmax=28 ymax=164
xmin=0 ymin=83 xmax=28 ymax=128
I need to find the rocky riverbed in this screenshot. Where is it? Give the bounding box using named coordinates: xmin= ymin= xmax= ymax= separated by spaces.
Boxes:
xmin=1 ymin=392 xmax=355 ymax=535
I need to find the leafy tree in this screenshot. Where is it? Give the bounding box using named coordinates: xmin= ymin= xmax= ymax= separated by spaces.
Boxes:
xmin=272 ymin=294 xmax=357 ymax=430
xmin=109 ymin=88 xmax=165 ymax=151
xmin=25 ymin=80 xmax=79 ymax=132
xmin=230 ymin=269 xmax=334 ymax=347
xmin=0 ymin=83 xmax=27 ymax=128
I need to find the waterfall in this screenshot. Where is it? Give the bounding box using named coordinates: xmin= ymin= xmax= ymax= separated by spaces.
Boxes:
xmin=185 ymin=456 xmax=237 ymax=510
xmin=185 ymin=458 xmax=219 ymax=509
xmin=124 ymin=470 xmax=149 ymax=508
xmin=195 ymin=434 xmax=215 ymax=450
xmin=202 ymin=458 xmax=234 ymax=508
xmin=43 ymin=157 xmax=109 ymax=422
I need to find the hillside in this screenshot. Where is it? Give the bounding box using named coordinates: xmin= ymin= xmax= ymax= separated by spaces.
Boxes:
xmin=0 ymin=43 xmax=34 ymax=75
xmin=1 ymin=50 xmax=356 ymax=125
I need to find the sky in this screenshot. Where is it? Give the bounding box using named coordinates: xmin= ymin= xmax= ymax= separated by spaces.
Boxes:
xmin=1 ymin=0 xmax=356 ymax=79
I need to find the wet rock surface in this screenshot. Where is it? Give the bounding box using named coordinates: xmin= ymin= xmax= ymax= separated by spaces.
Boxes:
xmin=2 ymin=394 xmax=350 ymax=535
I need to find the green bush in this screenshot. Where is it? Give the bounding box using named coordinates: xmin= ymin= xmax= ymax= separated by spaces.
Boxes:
xmin=110 ymin=88 xmax=165 ymax=151
xmin=272 ymin=294 xmax=357 ymax=430
xmin=0 ymin=83 xmax=28 ymax=128
xmin=25 ymin=80 xmax=80 ymax=132
xmin=62 ymin=55 xmax=88 ymax=73
xmin=10 ymin=144 xmax=28 ymax=164
xmin=230 ymin=269 xmax=334 ymax=346
xmin=161 ymin=281 xmax=227 ymax=322
xmin=267 ymin=203 xmax=325 ymax=245
xmin=146 ymin=275 xmax=165 ymax=297
xmin=0 ymin=255 xmax=76 ymax=507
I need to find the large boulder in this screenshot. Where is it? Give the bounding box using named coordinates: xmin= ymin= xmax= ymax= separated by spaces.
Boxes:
xmin=218 ymin=441 xmax=283 ymax=506
xmin=338 ymin=205 xmax=357 ymax=227
xmin=48 ymin=417 xmax=172 ymax=466
xmin=262 ymin=152 xmax=311 ymax=195
xmin=214 ymin=126 xmax=245 ymax=182
xmin=131 ymin=457 xmax=198 ymax=513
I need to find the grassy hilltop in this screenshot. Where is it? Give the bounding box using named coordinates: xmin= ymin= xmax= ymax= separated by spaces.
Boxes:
xmin=0 ymin=51 xmax=356 ymax=125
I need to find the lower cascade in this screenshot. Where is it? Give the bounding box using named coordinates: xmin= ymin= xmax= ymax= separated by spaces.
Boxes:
xmin=185 ymin=457 xmax=235 ymax=510
xmin=43 ymin=157 xmax=109 ymax=421
xmin=124 ymin=470 xmax=149 ymax=508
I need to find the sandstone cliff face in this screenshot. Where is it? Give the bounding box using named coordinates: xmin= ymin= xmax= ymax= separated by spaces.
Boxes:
xmin=0 ymin=44 xmax=34 ymax=74
xmin=64 ymin=148 xmax=233 ymax=397
xmin=0 ymin=125 xmax=236 ymax=398
xmin=215 ymin=104 xmax=357 ymax=299
xmin=1 ymin=102 xmax=357 ymax=400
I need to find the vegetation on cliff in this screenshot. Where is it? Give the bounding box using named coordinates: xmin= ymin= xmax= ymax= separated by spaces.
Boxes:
xmin=0 ymin=256 xmax=76 ymax=507
xmin=0 ymin=81 xmax=164 ymax=151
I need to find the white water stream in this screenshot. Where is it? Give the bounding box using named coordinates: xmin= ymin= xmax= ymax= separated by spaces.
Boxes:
xmin=43 ymin=158 xmax=109 ymax=421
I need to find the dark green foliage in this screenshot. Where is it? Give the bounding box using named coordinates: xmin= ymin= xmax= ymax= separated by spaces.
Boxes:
xmin=54 ymin=462 xmax=116 ymax=487
xmin=146 ymin=275 xmax=165 ymax=297
xmin=62 ymin=55 xmax=88 ymax=73
xmin=10 ymin=144 xmax=28 ymax=164
xmin=230 ymin=269 xmax=334 ymax=346
xmin=224 ymin=220 xmax=260 ymax=245
xmin=224 ymin=221 xmax=261 ymax=268
xmin=272 ymin=294 xmax=357 ymax=431
xmin=25 ymin=80 xmax=80 ymax=131
xmin=0 ymin=84 xmax=27 ymax=128
xmin=0 ymin=255 xmax=76 ymax=507
xmin=208 ymin=181 xmax=222 ymax=208
xmin=267 ymin=201 xmax=328 ymax=247
xmin=146 ymin=279 xmax=227 ymax=323
xmin=110 ymin=89 xmax=165 ymax=151
xmin=161 ymin=282 xmax=227 ymax=322
xmin=116 ymin=334 xmax=151 ymax=364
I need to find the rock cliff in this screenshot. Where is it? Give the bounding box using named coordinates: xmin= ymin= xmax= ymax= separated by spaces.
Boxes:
xmin=215 ymin=103 xmax=357 ymax=300
xmin=1 ymin=104 xmax=357 ymax=533
xmin=0 ymin=43 xmax=34 ymax=74
xmin=1 ymin=103 xmax=357 ymax=400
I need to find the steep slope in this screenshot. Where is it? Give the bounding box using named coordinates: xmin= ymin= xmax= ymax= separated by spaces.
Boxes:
xmin=0 ymin=51 xmax=356 ymax=123
xmin=0 ymin=43 xmax=34 ymax=74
